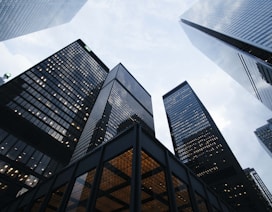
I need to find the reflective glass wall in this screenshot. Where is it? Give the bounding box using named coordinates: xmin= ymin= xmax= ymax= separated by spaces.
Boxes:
xmin=0 ymin=39 xmax=109 ymax=205
xmin=181 ymin=0 xmax=272 ymax=111
xmin=163 ymin=81 xmax=268 ymax=211
xmin=0 ymin=0 xmax=87 ymax=41
xmin=71 ymin=63 xmax=154 ymax=163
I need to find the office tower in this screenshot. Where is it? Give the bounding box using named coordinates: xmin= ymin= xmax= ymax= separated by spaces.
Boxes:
xmin=255 ymin=119 xmax=272 ymax=157
xmin=244 ymin=168 xmax=272 ymax=210
xmin=2 ymin=125 xmax=232 ymax=212
xmin=163 ymin=81 xmax=267 ymax=211
xmin=0 ymin=39 xmax=109 ymax=205
xmin=180 ymin=0 xmax=272 ymax=111
xmin=0 ymin=0 xmax=87 ymax=41
xmin=71 ymin=63 xmax=154 ymax=163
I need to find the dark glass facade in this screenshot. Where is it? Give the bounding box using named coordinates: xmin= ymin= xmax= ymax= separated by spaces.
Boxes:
xmin=181 ymin=0 xmax=272 ymax=111
xmin=0 ymin=0 xmax=87 ymax=41
xmin=163 ymin=81 xmax=268 ymax=211
xmin=244 ymin=168 xmax=272 ymax=210
xmin=71 ymin=63 xmax=154 ymax=163
xmin=255 ymin=119 xmax=272 ymax=158
xmin=0 ymin=39 xmax=109 ymax=205
xmin=2 ymin=125 xmax=232 ymax=211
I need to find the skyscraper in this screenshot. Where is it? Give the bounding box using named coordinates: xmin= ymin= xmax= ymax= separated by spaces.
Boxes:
xmin=180 ymin=0 xmax=272 ymax=111
xmin=0 ymin=39 xmax=109 ymax=205
xmin=255 ymin=119 xmax=272 ymax=158
xmin=71 ymin=63 xmax=154 ymax=163
xmin=244 ymin=168 xmax=272 ymax=210
xmin=0 ymin=0 xmax=87 ymax=41
xmin=163 ymin=81 xmax=268 ymax=211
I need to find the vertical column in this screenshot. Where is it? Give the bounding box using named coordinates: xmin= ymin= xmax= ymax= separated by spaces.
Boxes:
xmin=165 ymin=151 xmax=178 ymax=212
xmin=130 ymin=125 xmax=142 ymax=212
xmin=86 ymin=146 xmax=105 ymax=211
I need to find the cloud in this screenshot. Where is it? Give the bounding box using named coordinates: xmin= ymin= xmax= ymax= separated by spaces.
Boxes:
xmin=0 ymin=43 xmax=32 ymax=80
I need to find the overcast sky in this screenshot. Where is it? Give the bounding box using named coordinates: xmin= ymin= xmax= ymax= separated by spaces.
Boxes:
xmin=0 ymin=1 xmax=271 ymax=192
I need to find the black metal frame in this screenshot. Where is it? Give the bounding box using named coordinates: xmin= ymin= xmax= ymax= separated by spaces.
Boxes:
xmin=2 ymin=125 xmax=232 ymax=212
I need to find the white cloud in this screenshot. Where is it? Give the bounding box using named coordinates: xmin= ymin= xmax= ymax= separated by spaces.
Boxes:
xmin=0 ymin=43 xmax=32 ymax=80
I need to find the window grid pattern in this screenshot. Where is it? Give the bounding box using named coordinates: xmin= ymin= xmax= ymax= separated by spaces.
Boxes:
xmin=66 ymin=169 xmax=96 ymax=211
xmin=141 ymin=151 xmax=169 ymax=211
xmin=2 ymin=128 xmax=231 ymax=211
xmin=0 ymin=0 xmax=87 ymax=41
xmin=3 ymin=41 xmax=107 ymax=148
xmin=255 ymin=119 xmax=272 ymax=157
xmin=163 ymin=82 xmax=260 ymax=210
xmin=182 ymin=0 xmax=272 ymax=51
xmin=181 ymin=0 xmax=272 ymax=111
xmin=95 ymin=149 xmax=133 ymax=211
xmin=0 ymin=40 xmax=108 ymax=204
xmin=71 ymin=64 xmax=154 ymax=162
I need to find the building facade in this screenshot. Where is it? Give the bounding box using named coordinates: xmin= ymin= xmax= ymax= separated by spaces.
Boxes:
xmin=244 ymin=168 xmax=272 ymax=210
xmin=0 ymin=0 xmax=87 ymax=41
xmin=255 ymin=119 xmax=272 ymax=158
xmin=181 ymin=0 xmax=272 ymax=111
xmin=2 ymin=125 xmax=233 ymax=212
xmin=163 ymin=81 xmax=268 ymax=211
xmin=0 ymin=39 xmax=109 ymax=205
xmin=70 ymin=63 xmax=154 ymax=163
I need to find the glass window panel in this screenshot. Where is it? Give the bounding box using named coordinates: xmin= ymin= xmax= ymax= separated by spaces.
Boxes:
xmin=46 ymin=183 xmax=68 ymax=211
xmin=95 ymin=149 xmax=133 ymax=211
xmin=30 ymin=195 xmax=45 ymax=212
xmin=172 ymin=174 xmax=193 ymax=212
xmin=1 ymin=134 xmax=17 ymax=156
xmin=141 ymin=151 xmax=169 ymax=211
xmin=195 ymin=193 xmax=209 ymax=212
xmin=66 ymin=169 xmax=96 ymax=212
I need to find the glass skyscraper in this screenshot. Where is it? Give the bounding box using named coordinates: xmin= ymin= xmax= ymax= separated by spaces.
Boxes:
xmin=163 ymin=81 xmax=268 ymax=211
xmin=244 ymin=168 xmax=272 ymax=210
xmin=0 ymin=0 xmax=87 ymax=41
xmin=255 ymin=119 xmax=272 ymax=158
xmin=71 ymin=63 xmax=154 ymax=163
xmin=180 ymin=0 xmax=272 ymax=111
xmin=0 ymin=39 xmax=109 ymax=205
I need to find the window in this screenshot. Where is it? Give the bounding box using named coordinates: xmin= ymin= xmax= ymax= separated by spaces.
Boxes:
xmin=46 ymin=183 xmax=68 ymax=211
xmin=172 ymin=174 xmax=193 ymax=212
xmin=95 ymin=149 xmax=133 ymax=211
xmin=141 ymin=151 xmax=169 ymax=211
xmin=66 ymin=169 xmax=96 ymax=211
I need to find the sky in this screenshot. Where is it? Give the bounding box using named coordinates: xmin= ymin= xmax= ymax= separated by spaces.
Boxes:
xmin=0 ymin=1 xmax=271 ymax=192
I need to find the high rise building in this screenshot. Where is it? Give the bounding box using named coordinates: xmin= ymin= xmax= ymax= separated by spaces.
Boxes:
xmin=2 ymin=125 xmax=233 ymax=212
xmin=0 ymin=0 xmax=87 ymax=41
xmin=163 ymin=81 xmax=268 ymax=211
xmin=244 ymin=168 xmax=272 ymax=210
xmin=180 ymin=0 xmax=272 ymax=111
xmin=255 ymin=119 xmax=272 ymax=158
xmin=71 ymin=63 xmax=154 ymax=163
xmin=0 ymin=39 xmax=109 ymax=205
